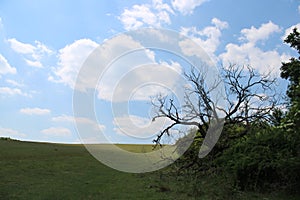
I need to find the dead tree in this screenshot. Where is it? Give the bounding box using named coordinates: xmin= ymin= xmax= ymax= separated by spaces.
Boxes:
xmin=152 ymin=64 xmax=279 ymax=148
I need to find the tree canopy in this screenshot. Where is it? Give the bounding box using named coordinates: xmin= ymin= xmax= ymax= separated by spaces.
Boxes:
xmin=281 ymin=27 xmax=300 ymax=128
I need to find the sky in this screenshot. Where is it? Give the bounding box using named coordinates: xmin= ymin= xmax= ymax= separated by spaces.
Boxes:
xmin=0 ymin=0 xmax=299 ymax=144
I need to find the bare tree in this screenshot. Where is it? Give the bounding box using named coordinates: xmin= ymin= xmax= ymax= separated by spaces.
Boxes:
xmin=152 ymin=64 xmax=279 ymax=148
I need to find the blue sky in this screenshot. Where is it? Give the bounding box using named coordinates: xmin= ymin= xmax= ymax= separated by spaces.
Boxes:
xmin=0 ymin=0 xmax=299 ymax=144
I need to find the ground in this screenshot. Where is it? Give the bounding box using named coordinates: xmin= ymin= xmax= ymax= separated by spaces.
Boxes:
xmin=0 ymin=139 xmax=298 ymax=199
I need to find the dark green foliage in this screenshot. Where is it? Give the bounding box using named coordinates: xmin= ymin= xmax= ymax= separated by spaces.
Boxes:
xmin=218 ymin=126 xmax=300 ymax=192
xmin=0 ymin=137 xmax=18 ymax=141
xmin=283 ymin=27 xmax=300 ymax=55
xmin=269 ymin=108 xmax=285 ymax=126
xmin=280 ymin=28 xmax=300 ymax=128
xmin=281 ymin=58 xmax=300 ymax=103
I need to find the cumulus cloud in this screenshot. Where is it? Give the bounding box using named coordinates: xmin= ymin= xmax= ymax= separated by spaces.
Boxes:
xmin=179 ymin=18 xmax=228 ymax=61
xmin=51 ymin=33 xmax=185 ymax=103
xmin=0 ymin=54 xmax=16 ymax=76
xmin=119 ymin=0 xmax=174 ymax=30
xmin=219 ymin=21 xmax=288 ymax=75
xmin=0 ymin=87 xmax=31 ymax=97
xmin=7 ymin=38 xmax=53 ymax=68
xmin=41 ymin=127 xmax=72 ymax=137
xmin=20 ymin=107 xmax=51 ymax=115
xmin=52 ymin=115 xmax=105 ymax=131
xmin=97 ymin=60 xmax=183 ymax=102
xmin=221 ymin=43 xmax=290 ymax=75
xmin=0 ymin=127 xmax=26 ymax=138
xmin=239 ymin=21 xmax=281 ymax=43
xmin=50 ymin=36 xmax=137 ymax=92
xmin=171 ymin=0 xmax=208 ymax=15
xmin=48 ymin=39 xmax=98 ymax=88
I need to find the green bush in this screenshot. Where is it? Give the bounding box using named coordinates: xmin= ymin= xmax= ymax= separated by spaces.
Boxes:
xmin=217 ymin=126 xmax=300 ymax=193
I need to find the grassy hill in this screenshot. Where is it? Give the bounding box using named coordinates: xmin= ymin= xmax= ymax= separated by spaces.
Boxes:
xmin=0 ymin=139 xmax=298 ymax=199
xmin=0 ymin=139 xmax=172 ymax=199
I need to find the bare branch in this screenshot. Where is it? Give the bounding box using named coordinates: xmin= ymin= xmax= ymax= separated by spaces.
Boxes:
xmin=151 ymin=64 xmax=280 ymax=149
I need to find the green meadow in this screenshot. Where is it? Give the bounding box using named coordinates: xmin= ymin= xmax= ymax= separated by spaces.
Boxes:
xmin=0 ymin=139 xmax=298 ymax=200
xmin=0 ymin=139 xmax=181 ymax=200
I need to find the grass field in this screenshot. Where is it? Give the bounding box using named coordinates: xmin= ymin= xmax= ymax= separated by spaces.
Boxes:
xmin=0 ymin=139 xmax=184 ymax=200
xmin=0 ymin=139 xmax=298 ymax=199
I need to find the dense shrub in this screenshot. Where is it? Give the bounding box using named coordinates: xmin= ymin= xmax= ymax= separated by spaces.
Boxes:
xmin=171 ymin=122 xmax=299 ymax=194
xmin=217 ymin=126 xmax=300 ymax=193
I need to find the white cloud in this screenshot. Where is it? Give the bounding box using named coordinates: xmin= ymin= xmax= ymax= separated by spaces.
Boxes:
xmin=7 ymin=38 xmax=53 ymax=68
xmin=41 ymin=127 xmax=72 ymax=137
xmin=97 ymin=60 xmax=183 ymax=102
xmin=211 ymin=18 xmax=229 ymax=29
xmin=52 ymin=115 xmax=76 ymax=123
xmin=48 ymin=35 xmax=144 ymax=91
xmin=219 ymin=21 xmax=288 ymax=75
xmin=6 ymin=79 xmax=24 ymax=87
xmin=0 ymin=87 xmax=31 ymax=97
xmin=52 ymin=34 xmax=154 ymax=91
xmin=179 ymin=18 xmax=228 ymax=61
xmin=240 ymin=21 xmax=281 ymax=43
xmin=20 ymin=107 xmax=51 ymax=115
xmin=282 ymin=23 xmax=300 ymax=41
xmin=119 ymin=0 xmax=174 ymax=30
xmin=113 ymin=114 xmax=171 ymax=138
xmin=25 ymin=59 xmax=42 ymax=68
xmin=8 ymin=38 xmax=35 ymax=54
xmin=49 ymin=39 xmax=98 ymax=88
xmin=0 ymin=127 xmax=26 ymax=138
xmin=171 ymin=0 xmax=208 ymax=15
xmin=52 ymin=115 xmax=105 ymax=131
xmin=0 ymin=54 xmax=17 ymax=76
xmin=51 ymin=34 xmax=184 ymax=103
